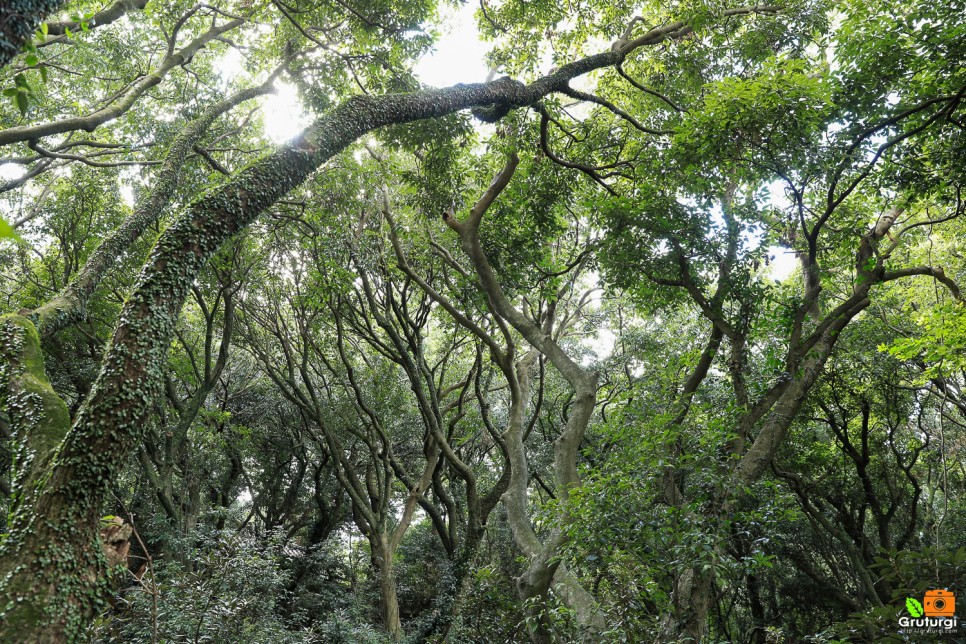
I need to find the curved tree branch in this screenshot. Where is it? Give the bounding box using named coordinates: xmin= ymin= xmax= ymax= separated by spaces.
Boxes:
xmin=44 ymin=0 xmax=149 ymax=36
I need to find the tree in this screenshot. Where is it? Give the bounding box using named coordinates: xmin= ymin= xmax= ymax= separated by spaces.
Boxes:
xmin=0 ymin=3 xmax=786 ymax=638
xmin=1 ymin=0 xmax=964 ymax=641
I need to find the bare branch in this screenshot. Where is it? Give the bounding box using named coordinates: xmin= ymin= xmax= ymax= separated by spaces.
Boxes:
xmin=560 ymin=85 xmax=674 ymax=135
xmin=616 ymin=63 xmax=687 ymax=113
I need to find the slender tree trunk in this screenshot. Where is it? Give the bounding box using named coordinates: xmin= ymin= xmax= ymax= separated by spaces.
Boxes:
xmin=662 ymin=566 xmax=714 ymax=642
xmin=429 ymin=528 xmax=489 ymax=641
xmin=371 ymin=536 xmax=403 ymax=640
xmin=446 ymin=157 xmax=606 ymax=642
xmin=747 ymin=571 xmax=767 ymax=644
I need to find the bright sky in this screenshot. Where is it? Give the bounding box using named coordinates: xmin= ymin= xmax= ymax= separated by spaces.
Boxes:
xmin=765 ymin=181 xmax=800 ymax=281
xmin=413 ymin=3 xmax=490 ymax=87
xmin=769 ymin=249 xmax=798 ymax=280
xmin=258 ymin=3 xmax=487 ymax=142
xmin=260 ymin=81 xmax=311 ymax=142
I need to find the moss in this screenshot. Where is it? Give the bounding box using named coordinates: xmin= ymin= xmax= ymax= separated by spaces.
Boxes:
xmin=0 ymin=314 xmax=109 ymax=642
xmin=0 ymin=314 xmax=70 ymax=485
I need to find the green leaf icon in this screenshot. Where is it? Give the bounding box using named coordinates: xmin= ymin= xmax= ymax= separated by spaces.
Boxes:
xmin=906 ymin=597 xmax=924 ymax=617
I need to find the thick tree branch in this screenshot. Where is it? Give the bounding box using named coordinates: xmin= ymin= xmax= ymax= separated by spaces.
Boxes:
xmin=45 ymin=0 xmax=149 ymax=36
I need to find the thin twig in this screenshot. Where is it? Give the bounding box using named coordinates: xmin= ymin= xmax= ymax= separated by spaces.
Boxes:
xmin=114 ymin=495 xmax=159 ymax=644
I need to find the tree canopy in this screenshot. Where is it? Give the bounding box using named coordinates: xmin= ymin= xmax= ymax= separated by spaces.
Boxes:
xmin=0 ymin=0 xmax=964 ymax=642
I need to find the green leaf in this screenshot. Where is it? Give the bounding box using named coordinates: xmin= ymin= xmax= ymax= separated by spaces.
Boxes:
xmin=0 ymin=217 xmax=21 ymax=241
xmin=14 ymin=92 xmax=28 ymax=116
xmin=40 ymin=22 xmax=48 ymax=36
xmin=25 ymin=54 xmax=39 ymax=67
xmin=906 ymin=597 xmax=924 ymax=617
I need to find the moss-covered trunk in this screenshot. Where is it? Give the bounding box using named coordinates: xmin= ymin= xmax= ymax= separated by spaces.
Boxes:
xmin=0 ymin=0 xmax=67 ymax=69
xmin=0 ymin=315 xmax=107 ymax=641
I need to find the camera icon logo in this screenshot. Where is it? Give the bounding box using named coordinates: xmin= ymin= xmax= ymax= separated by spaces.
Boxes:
xmin=924 ymin=589 xmax=956 ymax=617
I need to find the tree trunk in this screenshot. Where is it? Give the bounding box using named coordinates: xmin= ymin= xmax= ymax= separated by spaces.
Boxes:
xmin=552 ymin=563 xmax=609 ymax=641
xmin=747 ymin=571 xmax=767 ymax=644
xmin=662 ymin=566 xmax=714 ymax=642
xmin=372 ymin=536 xmax=403 ymax=640
xmin=0 ymin=315 xmax=111 ymax=641
xmin=447 ymin=167 xmax=606 ymax=642
xmin=0 ymin=510 xmax=107 ymax=643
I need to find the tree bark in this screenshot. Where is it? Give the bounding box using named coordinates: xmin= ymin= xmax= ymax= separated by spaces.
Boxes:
xmin=661 ymin=566 xmax=714 ymax=643
xmin=372 ymin=536 xmax=403 ymax=640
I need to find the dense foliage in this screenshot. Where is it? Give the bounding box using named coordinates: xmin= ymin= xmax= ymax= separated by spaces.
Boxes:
xmin=0 ymin=0 xmax=964 ymax=642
